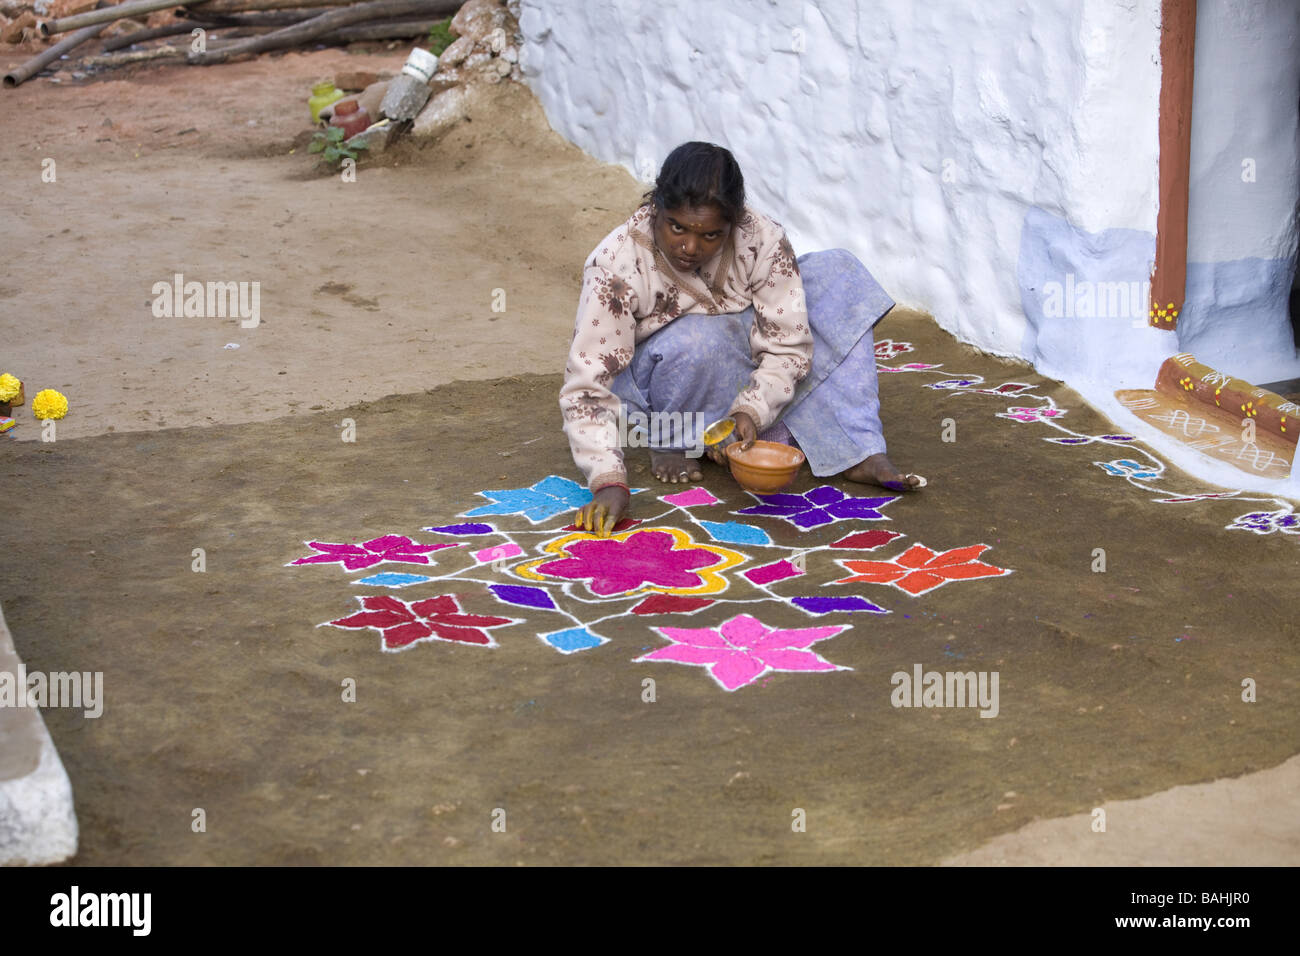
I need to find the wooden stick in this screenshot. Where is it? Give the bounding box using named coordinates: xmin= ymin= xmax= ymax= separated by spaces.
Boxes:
xmin=4 ymin=21 xmax=108 ymax=87
xmin=187 ymin=0 xmax=458 ymax=65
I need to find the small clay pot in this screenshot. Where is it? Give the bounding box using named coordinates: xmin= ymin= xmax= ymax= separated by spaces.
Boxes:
xmin=725 ymin=440 xmax=805 ymax=493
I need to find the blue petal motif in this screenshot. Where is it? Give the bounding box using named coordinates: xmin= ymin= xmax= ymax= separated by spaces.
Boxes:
xmin=462 ymin=476 xmax=592 ymax=523
xmin=461 ymin=476 xmax=643 ymax=524
xmin=540 ymin=626 xmax=607 ymax=654
xmin=697 ymin=520 xmax=773 ymax=546
xmin=355 ymin=572 xmax=436 ymax=588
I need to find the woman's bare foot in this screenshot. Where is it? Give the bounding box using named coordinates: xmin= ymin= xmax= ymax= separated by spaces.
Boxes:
xmin=650 ymin=449 xmax=703 ymax=483
xmin=842 ymin=452 xmax=924 ymax=491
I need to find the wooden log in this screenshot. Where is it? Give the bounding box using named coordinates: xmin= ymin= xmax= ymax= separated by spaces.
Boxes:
xmin=187 ymin=0 xmax=458 ymax=64
xmin=184 ymin=0 xmax=424 ymax=13
xmin=4 ymin=21 xmax=108 ymax=87
xmin=78 ymin=44 xmax=190 ymax=67
xmin=101 ymin=20 xmax=207 ymax=51
xmin=183 ymin=9 xmax=324 ymax=27
xmin=315 ymin=18 xmax=440 ymax=43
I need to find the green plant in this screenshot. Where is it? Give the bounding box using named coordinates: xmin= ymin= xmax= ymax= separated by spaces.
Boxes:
xmin=428 ymin=18 xmax=455 ymax=56
xmin=308 ymin=125 xmax=368 ymax=167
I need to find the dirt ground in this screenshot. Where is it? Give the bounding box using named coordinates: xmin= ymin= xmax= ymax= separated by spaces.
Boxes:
xmin=1 ymin=51 xmax=1298 ymax=866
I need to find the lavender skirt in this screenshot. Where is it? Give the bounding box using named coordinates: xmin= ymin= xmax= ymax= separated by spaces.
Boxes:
xmin=610 ymin=248 xmax=895 ymax=475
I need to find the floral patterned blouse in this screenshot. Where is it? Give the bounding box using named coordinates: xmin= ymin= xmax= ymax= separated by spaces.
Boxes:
xmin=560 ymin=202 xmax=813 ymax=491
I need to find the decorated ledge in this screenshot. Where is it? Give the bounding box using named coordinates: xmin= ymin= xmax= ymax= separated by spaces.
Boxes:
xmin=1113 ymin=354 xmax=1295 ymax=481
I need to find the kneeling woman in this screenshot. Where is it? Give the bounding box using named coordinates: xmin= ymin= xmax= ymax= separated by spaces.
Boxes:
xmin=562 ymin=141 xmax=920 ymax=535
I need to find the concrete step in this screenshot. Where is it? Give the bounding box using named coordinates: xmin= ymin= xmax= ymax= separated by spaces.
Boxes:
xmin=0 ymin=603 xmax=78 ymax=865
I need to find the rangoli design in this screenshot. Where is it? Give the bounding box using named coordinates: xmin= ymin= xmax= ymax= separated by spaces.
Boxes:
xmin=290 ymin=466 xmax=1013 ymax=691
xmin=286 ymin=339 xmax=1294 ymax=693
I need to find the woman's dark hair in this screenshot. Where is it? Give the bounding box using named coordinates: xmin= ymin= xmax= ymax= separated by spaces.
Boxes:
xmin=641 ymin=142 xmax=746 ymax=224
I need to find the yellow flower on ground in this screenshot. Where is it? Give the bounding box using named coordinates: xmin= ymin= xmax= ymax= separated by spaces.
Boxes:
xmin=0 ymin=374 xmax=20 ymax=402
xmin=31 ymin=388 xmax=69 ymax=421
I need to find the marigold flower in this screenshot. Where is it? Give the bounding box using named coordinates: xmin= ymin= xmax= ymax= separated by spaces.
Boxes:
xmin=31 ymin=388 xmax=68 ymax=421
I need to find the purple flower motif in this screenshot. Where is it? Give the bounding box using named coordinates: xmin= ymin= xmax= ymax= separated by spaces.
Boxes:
xmin=924 ymin=378 xmax=981 ymax=390
xmin=289 ymin=535 xmax=460 ymax=571
xmin=635 ymin=613 xmax=851 ymax=691
xmin=1226 ymin=510 xmax=1300 ymax=536
xmin=736 ymin=485 xmax=898 ymax=530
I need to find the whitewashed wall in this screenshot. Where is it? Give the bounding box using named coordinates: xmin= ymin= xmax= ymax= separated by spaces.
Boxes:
xmin=1181 ymin=0 xmax=1300 ymax=385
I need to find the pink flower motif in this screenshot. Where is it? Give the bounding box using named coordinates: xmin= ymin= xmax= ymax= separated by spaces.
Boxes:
xmin=518 ymin=528 xmax=743 ymax=597
xmin=325 ymin=594 xmax=517 ymax=652
xmin=997 ymin=405 xmax=1067 ymax=424
xmin=290 ymin=535 xmax=460 ymax=571
xmin=833 ymin=543 xmax=1011 ymax=596
xmin=874 ymin=339 xmax=915 ymax=362
xmin=636 ymin=614 xmax=850 ymax=691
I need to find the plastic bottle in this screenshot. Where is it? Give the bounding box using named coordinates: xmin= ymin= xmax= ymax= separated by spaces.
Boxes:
xmin=308 ymin=81 xmax=345 ymax=124
xmin=329 ymin=99 xmax=371 ymax=140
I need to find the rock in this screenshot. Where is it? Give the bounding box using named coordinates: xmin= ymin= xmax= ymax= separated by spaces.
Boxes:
xmin=335 ymin=70 xmax=383 ymax=92
xmin=49 ymin=0 xmax=97 ymax=17
xmin=450 ymin=0 xmax=508 ymax=46
xmin=437 ymin=34 xmax=472 ymax=69
xmin=462 ymin=50 xmax=490 ymax=71
xmin=502 ymin=45 xmax=518 ymax=63
xmin=346 ymin=121 xmax=396 ymax=155
xmin=356 ymin=80 xmax=388 ymax=119
xmin=0 ymin=11 xmax=35 ymax=43
xmin=410 ymin=83 xmax=484 ymax=140
xmin=380 ymin=73 xmax=431 ymax=122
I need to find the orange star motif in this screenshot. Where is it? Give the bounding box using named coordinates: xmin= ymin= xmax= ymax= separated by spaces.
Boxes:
xmin=833 ymin=543 xmax=1011 ymax=596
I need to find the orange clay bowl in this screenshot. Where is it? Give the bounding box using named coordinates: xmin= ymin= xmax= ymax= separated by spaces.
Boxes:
xmin=725 ymin=440 xmax=806 ymax=493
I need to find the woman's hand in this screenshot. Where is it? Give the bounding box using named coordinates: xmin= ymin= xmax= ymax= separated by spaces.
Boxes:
xmin=706 ymin=411 xmax=758 ymax=465
xmin=733 ymin=411 xmax=757 ymax=450
xmin=573 ymin=484 xmax=631 ymax=537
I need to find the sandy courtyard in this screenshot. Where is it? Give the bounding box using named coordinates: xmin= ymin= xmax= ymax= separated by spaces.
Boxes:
xmin=1 ymin=49 xmax=1297 ymax=866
